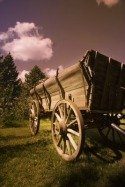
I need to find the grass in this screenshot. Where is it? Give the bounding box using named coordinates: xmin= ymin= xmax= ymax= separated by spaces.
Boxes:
xmin=0 ymin=119 xmax=125 ymax=187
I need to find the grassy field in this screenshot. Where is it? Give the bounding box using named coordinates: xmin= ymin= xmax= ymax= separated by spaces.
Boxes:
xmin=0 ymin=119 xmax=125 ymax=187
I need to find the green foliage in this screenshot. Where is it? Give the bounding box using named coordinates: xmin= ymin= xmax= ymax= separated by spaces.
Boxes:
xmin=14 ymin=65 xmax=47 ymax=121
xmin=0 ymin=53 xmax=21 ymax=125
xmin=25 ymin=65 xmax=46 ymax=90
xmin=0 ymin=54 xmax=47 ymax=125
xmin=14 ymin=83 xmax=30 ymax=121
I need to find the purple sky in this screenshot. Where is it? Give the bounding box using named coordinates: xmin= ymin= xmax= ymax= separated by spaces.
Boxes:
xmin=0 ymin=0 xmax=125 ymax=79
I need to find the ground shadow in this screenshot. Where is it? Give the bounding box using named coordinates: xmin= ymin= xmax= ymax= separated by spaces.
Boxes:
xmin=75 ymin=128 xmax=125 ymax=166
xmin=0 ymin=134 xmax=51 ymax=165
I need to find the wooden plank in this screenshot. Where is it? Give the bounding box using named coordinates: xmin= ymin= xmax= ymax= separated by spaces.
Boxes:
xmin=31 ymin=61 xmax=87 ymax=111
xmin=115 ymin=64 xmax=125 ymax=110
xmin=90 ymin=52 xmax=109 ymax=110
xmin=100 ymin=58 xmax=121 ymax=110
xmin=30 ymin=50 xmax=124 ymax=112
xmin=87 ymin=50 xmax=96 ymax=70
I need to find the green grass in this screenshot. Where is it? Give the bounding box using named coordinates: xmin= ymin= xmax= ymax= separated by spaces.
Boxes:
xmin=0 ymin=119 xmax=125 ymax=187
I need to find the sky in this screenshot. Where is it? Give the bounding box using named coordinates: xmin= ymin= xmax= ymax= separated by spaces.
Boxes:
xmin=0 ymin=0 xmax=125 ymax=81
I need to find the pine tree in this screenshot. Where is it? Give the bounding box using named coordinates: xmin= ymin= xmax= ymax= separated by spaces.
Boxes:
xmin=13 ymin=65 xmax=46 ymax=121
xmin=0 ymin=53 xmax=21 ymax=125
xmin=25 ymin=65 xmax=46 ymax=90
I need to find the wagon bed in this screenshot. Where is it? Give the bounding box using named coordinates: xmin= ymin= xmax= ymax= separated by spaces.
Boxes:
xmin=30 ymin=50 xmax=125 ymax=113
xmin=29 ymin=50 xmax=125 ymax=161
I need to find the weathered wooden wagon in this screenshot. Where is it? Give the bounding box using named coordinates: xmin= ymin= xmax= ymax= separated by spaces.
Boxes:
xmin=29 ymin=50 xmax=125 ymax=161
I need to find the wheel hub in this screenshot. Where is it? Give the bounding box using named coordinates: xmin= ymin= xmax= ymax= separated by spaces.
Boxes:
xmin=59 ymin=120 xmax=67 ymax=136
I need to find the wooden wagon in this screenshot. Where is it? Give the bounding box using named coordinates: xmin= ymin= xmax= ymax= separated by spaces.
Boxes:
xmin=29 ymin=50 xmax=125 ymax=161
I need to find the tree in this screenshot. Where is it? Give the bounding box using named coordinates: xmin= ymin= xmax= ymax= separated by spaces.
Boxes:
xmin=0 ymin=53 xmax=21 ymax=125
xmin=14 ymin=65 xmax=47 ymax=121
xmin=25 ymin=65 xmax=46 ymax=90
xmin=14 ymin=83 xmax=30 ymax=121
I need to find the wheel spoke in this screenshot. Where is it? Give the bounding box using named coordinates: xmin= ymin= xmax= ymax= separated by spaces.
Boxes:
xmin=54 ymin=128 xmax=60 ymax=135
xmin=31 ymin=108 xmax=35 ymax=117
xmin=116 ymin=131 xmax=124 ymax=144
xmin=55 ymin=112 xmax=62 ymax=122
xmin=63 ymin=139 xmax=66 ymax=154
xmin=98 ymin=115 xmax=125 ymax=146
xmin=66 ymin=140 xmax=71 ymax=155
xmin=65 ymin=107 xmax=72 ymax=123
xmin=105 ymin=127 xmax=111 ymax=137
xmin=57 ymin=136 xmax=63 ymax=146
xmin=67 ymin=119 xmax=77 ymax=128
xmin=34 ymin=120 xmax=38 ymax=127
xmin=53 ymin=122 xmax=60 ymax=135
xmin=67 ymin=128 xmax=79 ymax=137
xmin=67 ymin=133 xmax=77 ymax=150
xmin=63 ymin=103 xmax=67 ymax=120
xmin=58 ymin=105 xmax=64 ymax=119
xmin=112 ymin=128 xmax=115 ymax=143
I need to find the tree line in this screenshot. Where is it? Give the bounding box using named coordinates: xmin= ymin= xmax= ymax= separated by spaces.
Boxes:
xmin=0 ymin=53 xmax=46 ymax=126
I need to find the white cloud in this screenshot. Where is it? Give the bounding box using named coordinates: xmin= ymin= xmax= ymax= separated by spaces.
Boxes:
xmin=96 ymin=0 xmax=120 ymax=7
xmin=8 ymin=22 xmax=39 ymax=37
xmin=0 ymin=22 xmax=53 ymax=61
xmin=44 ymin=68 xmax=57 ymax=77
xmin=44 ymin=65 xmax=64 ymax=77
xmin=3 ymin=36 xmax=52 ymax=61
xmin=18 ymin=70 xmax=29 ymax=82
xmin=0 ymin=32 xmax=9 ymax=40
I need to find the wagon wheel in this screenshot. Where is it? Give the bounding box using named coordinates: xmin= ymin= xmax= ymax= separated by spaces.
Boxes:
xmin=51 ymin=99 xmax=84 ymax=161
xmin=98 ymin=115 xmax=125 ymax=146
xmin=29 ymin=100 xmax=40 ymax=135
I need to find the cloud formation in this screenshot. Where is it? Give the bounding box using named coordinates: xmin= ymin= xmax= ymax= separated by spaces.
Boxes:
xmin=18 ymin=70 xmax=29 ymax=82
xmin=0 ymin=22 xmax=53 ymax=61
xmin=96 ymin=0 xmax=120 ymax=7
xmin=44 ymin=65 xmax=64 ymax=77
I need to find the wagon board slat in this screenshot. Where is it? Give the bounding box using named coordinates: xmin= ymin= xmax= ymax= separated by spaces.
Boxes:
xmin=31 ymin=62 xmax=88 ymax=110
xmin=30 ymin=49 xmax=125 ymax=113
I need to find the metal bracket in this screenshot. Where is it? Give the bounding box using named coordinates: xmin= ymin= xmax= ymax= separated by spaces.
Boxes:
xmin=43 ymin=84 xmax=51 ymax=110
xmin=80 ymin=54 xmax=93 ymax=108
xmin=55 ymin=68 xmax=65 ymax=99
xmin=33 ymin=87 xmax=45 ymax=113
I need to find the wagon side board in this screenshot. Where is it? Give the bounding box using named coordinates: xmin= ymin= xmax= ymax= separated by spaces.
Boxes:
xmin=30 ymin=63 xmax=89 ymax=112
xmin=30 ymin=49 xmax=125 ymax=114
xmin=81 ymin=50 xmax=125 ymax=112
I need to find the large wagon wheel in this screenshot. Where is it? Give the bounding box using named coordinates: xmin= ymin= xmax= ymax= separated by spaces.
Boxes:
xmin=51 ymin=99 xmax=84 ymax=161
xmin=98 ymin=114 xmax=125 ymax=146
xmin=29 ymin=100 xmax=40 ymax=135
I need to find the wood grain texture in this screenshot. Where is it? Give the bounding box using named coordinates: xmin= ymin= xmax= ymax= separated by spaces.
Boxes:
xmin=30 ymin=50 xmax=124 ymax=113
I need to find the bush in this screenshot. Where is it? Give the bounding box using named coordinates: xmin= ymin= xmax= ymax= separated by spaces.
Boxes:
xmin=0 ymin=107 xmax=15 ymax=127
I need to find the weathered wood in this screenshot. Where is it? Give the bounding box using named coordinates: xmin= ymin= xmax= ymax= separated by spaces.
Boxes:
xmin=30 ymin=50 xmax=125 ymax=113
xmin=100 ymin=58 xmax=121 ymax=110
xmin=115 ymin=64 xmax=125 ymax=110
xmin=90 ymin=52 xmax=109 ymax=110
xmin=31 ymin=62 xmax=87 ymax=111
